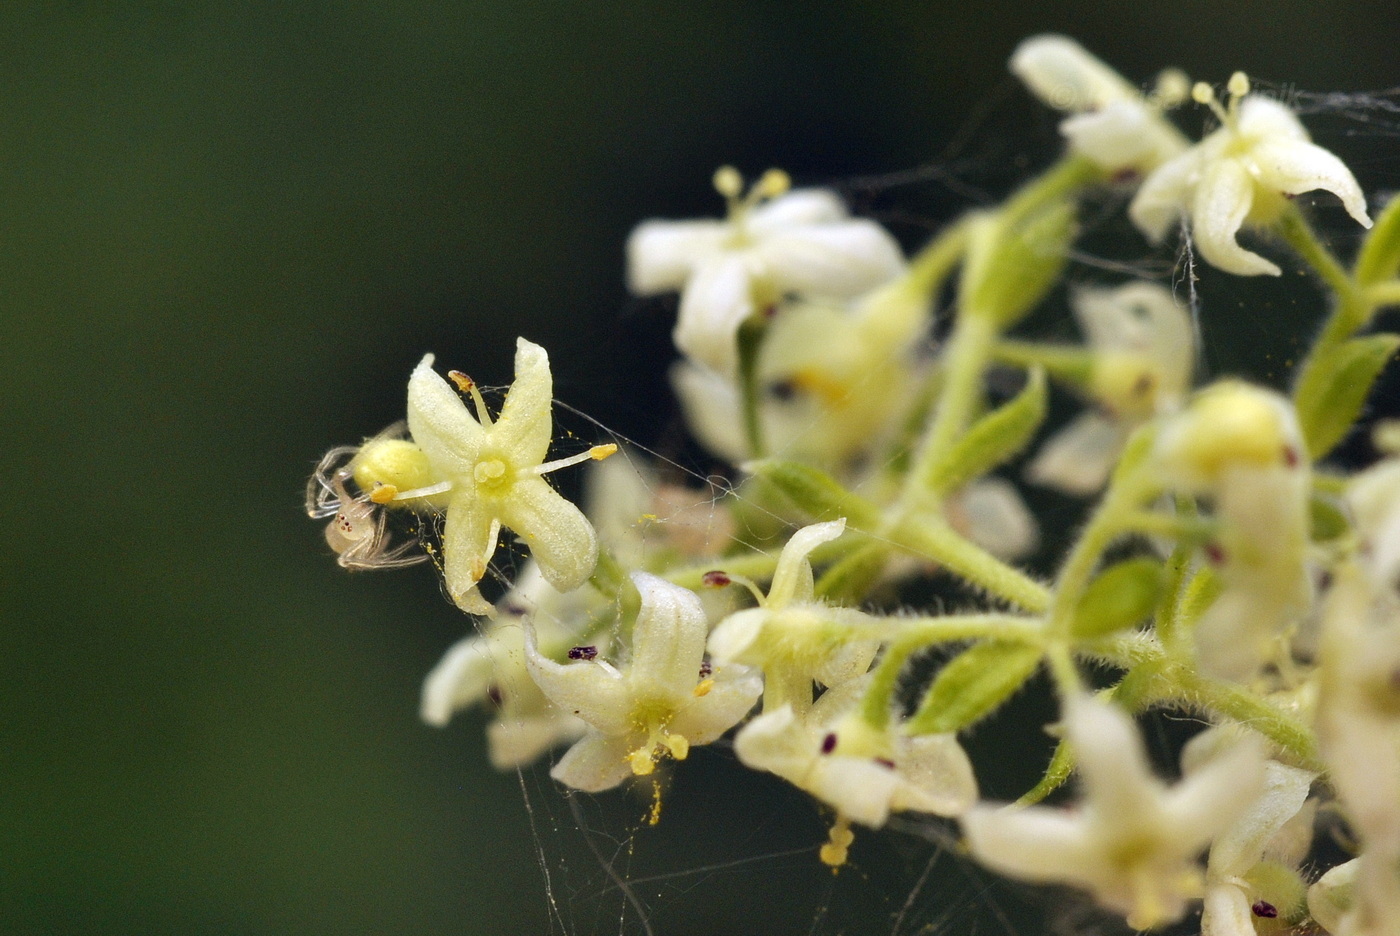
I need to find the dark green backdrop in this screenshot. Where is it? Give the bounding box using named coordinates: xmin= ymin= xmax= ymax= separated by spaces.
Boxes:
xmin=4 ymin=3 xmax=1397 ymax=934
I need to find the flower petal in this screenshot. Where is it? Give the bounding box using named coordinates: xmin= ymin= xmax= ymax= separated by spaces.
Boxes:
xmin=673 ymin=254 xmax=754 ymax=375
xmin=757 ymin=222 xmax=905 ymax=300
xmin=1208 ymin=760 xmax=1314 ymax=878
xmin=420 ymin=635 xmax=495 ymax=727
xmin=956 ymin=478 xmax=1039 ymax=560
xmin=962 ymin=805 xmax=1101 ymax=884
xmin=1129 ymin=149 xmax=1199 ymax=244
xmin=490 ymin=337 xmax=556 ymax=466
xmin=407 ymin=354 xmax=484 ymax=476
xmin=748 ymin=188 xmax=849 ymax=228
xmin=1192 ymin=157 xmax=1281 ymax=276
xmin=1061 ymin=100 xmax=1186 ymax=172
xmin=1238 ymin=96 xmax=1310 ymax=144
xmin=550 ymin=731 xmax=635 ymax=792
xmin=769 ymin=519 xmax=847 ymax=609
xmin=810 ymin=757 xmax=905 ymax=828
xmin=1163 ymin=732 xmax=1266 ymax=852
xmin=1252 ymin=138 xmax=1372 ymax=228
xmin=706 ymin=607 xmax=769 ymax=666
xmin=734 ymin=705 xmax=815 ymax=781
xmin=669 ymin=361 xmax=747 ymax=463
xmin=441 ymin=495 xmax=500 ymax=613
xmin=891 ymin=733 xmax=978 ymax=817
xmin=1009 ymin=35 xmax=1140 ymax=113
xmin=497 ymin=477 xmax=598 ymax=594
xmin=626 ymin=219 xmax=727 ymax=294
xmin=1025 ymin=412 xmax=1124 ymax=495
xmin=1202 ymin=884 xmax=1256 ymax=936
xmin=1065 ymin=697 xmax=1163 ymax=819
xmin=523 ymin=623 xmax=632 ymax=736
xmin=668 ymin=665 xmax=763 ymax=745
xmin=487 ymin=710 xmax=586 ymax=770
xmin=627 ymin=572 xmax=709 ymax=702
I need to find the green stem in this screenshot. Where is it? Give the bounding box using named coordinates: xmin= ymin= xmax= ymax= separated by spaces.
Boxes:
xmin=992 ymin=340 xmax=1095 ymax=384
xmin=908 ymin=312 xmax=997 ymax=486
xmin=1366 ymin=280 xmax=1400 ymax=309
xmin=1277 ymin=204 xmax=1358 ymax=303
xmin=886 ymin=516 xmax=1052 ymax=613
xmin=736 ymin=317 xmax=769 ymax=458
xmin=1168 ymin=668 xmax=1323 ymax=772
xmin=905 ymin=214 xmax=972 ymax=296
xmin=1153 ymin=497 xmax=1196 ymax=654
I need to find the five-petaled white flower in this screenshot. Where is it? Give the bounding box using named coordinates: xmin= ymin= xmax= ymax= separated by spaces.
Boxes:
xmin=1130 ymin=72 xmax=1372 ymax=277
xmin=1010 ymin=34 xmax=1189 ymax=175
xmin=962 ymin=696 xmax=1265 ymax=931
xmin=734 ymin=678 xmax=976 ymax=865
xmin=525 ymin=571 xmax=762 ymax=792
xmin=407 ymin=338 xmax=608 ymax=614
xmin=707 ymin=519 xmax=880 ymax=717
xmin=1028 ymin=281 xmax=1193 ymax=494
xmin=627 ymin=166 xmax=905 ymax=376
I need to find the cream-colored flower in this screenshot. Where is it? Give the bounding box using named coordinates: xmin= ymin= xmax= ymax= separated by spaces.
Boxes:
xmin=734 ymin=679 xmax=975 ymax=861
xmin=1010 ymin=34 xmax=1189 ymax=174
xmin=707 ymin=520 xmax=879 ymax=716
xmin=1130 ymin=73 xmax=1371 ymax=277
xmin=405 ymin=339 xmax=605 ymax=614
xmin=1200 ymin=758 xmax=1316 ymax=936
xmin=1154 ymin=382 xmax=1311 ymax=679
xmin=525 ymin=572 xmax=762 ymax=792
xmin=419 ymin=562 xmax=594 ymax=768
xmin=1028 ymin=281 xmax=1193 ymax=494
xmin=671 ymin=281 xmax=927 ymax=469
xmin=627 ymin=167 xmax=905 ymax=376
xmin=962 ymin=696 xmax=1265 ymax=930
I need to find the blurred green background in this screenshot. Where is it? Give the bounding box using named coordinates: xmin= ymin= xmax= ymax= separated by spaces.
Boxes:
xmin=4 ymin=3 xmax=1398 ymax=934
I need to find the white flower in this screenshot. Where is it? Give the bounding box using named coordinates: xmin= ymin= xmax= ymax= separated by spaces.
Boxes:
xmin=734 ymin=680 xmax=976 ymax=861
xmin=419 ymin=563 xmax=594 ymax=768
xmin=1130 ymin=73 xmax=1372 ymax=277
xmin=962 ymin=697 xmax=1266 ymax=930
xmin=406 ymin=339 xmax=605 ymax=614
xmin=627 ymin=167 xmax=905 ymax=376
xmin=525 ymin=572 xmax=762 ymax=792
xmin=1154 ymin=383 xmax=1311 ymax=679
xmin=1346 ymin=452 xmax=1400 ymax=589
xmin=1201 ymin=758 xmax=1316 ymax=936
xmin=1010 ymin=34 xmax=1189 ymax=174
xmin=707 ymin=520 xmax=879 ymax=716
xmin=1028 ymin=282 xmax=1193 ymax=494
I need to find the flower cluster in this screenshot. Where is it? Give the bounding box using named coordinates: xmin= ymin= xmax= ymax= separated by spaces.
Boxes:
xmin=307 ymin=33 xmax=1400 ymax=935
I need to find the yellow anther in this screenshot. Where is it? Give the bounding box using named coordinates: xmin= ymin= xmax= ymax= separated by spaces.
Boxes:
xmin=447 ymin=370 xmax=474 ymax=393
xmin=368 ymin=482 xmax=399 ymax=504
xmin=630 ymin=746 xmax=657 ymax=776
xmin=1227 ymin=71 xmax=1251 ymax=100
xmin=1154 ymin=68 xmax=1190 ymax=107
xmin=640 ymin=513 xmax=659 ymax=522
xmin=588 ymin=443 xmax=618 ymax=461
xmin=819 ymin=818 xmax=855 ymax=868
xmin=664 ymin=734 xmax=690 ymax=761
xmin=713 ymin=165 xmax=743 ymax=199
xmin=1191 ymin=81 xmax=1215 ymax=105
xmin=756 ymin=168 xmax=791 ymax=199
xmin=693 ymin=678 xmax=715 ymax=698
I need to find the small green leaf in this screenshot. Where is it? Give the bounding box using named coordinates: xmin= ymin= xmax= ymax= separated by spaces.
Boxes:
xmin=1072 ymin=557 xmax=1164 ymax=639
xmin=1309 ymin=492 xmax=1350 ymax=543
xmin=906 ymin=640 xmax=1042 ymax=735
xmin=744 ymin=459 xmax=883 ymax=528
xmin=1355 ymin=194 xmax=1400 ymax=286
xmin=924 ymin=367 xmax=1047 ymax=494
xmin=815 ymin=541 xmax=890 ymax=603
xmin=1295 ymin=333 xmax=1400 ymax=459
xmin=961 ymin=199 xmax=1077 ymax=329
xmin=1110 ymin=421 xmax=1157 ymax=487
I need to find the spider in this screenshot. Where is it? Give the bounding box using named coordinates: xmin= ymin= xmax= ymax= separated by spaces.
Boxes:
xmin=305 ymin=436 xmax=428 ymax=571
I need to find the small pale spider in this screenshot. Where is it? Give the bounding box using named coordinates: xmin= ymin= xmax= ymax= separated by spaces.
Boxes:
xmin=305 ymin=440 xmax=427 ymax=571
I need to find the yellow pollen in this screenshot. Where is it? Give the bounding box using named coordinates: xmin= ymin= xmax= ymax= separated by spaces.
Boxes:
xmin=664 ymin=734 xmax=690 ymax=761
xmin=368 ymin=483 xmax=399 ymax=504
xmin=819 ymin=818 xmax=855 ymax=868
xmin=1191 ymin=81 xmax=1214 ymax=105
xmin=755 ymin=168 xmax=791 ymax=199
xmin=1227 ymin=71 xmax=1251 ymax=100
xmin=589 ymin=443 xmax=618 ymax=461
xmin=648 ymin=780 xmax=663 ymax=826
xmin=693 ymin=678 xmax=715 ymax=697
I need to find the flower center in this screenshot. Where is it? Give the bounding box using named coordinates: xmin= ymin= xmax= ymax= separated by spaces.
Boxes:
xmin=474 ymin=458 xmax=509 ymax=487
xmin=713 ymin=164 xmax=791 ymax=245
xmin=1192 ymin=71 xmax=1250 ymax=134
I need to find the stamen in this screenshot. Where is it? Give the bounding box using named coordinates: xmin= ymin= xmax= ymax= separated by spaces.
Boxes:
xmin=1192 ymin=81 xmax=1230 ymax=124
xmin=705 ymin=571 xmax=767 ymax=606
xmin=533 ymin=444 xmax=618 ymax=477
xmin=664 ymin=734 xmax=690 ymax=761
xmin=753 ymin=168 xmax=791 ymax=200
xmin=369 ymin=482 xmax=399 ymax=504
xmin=819 ymin=817 xmax=855 ymax=868
xmin=391 ymin=480 xmax=453 ymax=501
xmin=448 ymin=370 xmax=495 ymax=428
xmin=1154 ymin=68 xmax=1190 ymax=108
xmin=1227 ymin=71 xmax=1251 ymax=101
xmin=692 ymin=678 xmax=714 ymax=697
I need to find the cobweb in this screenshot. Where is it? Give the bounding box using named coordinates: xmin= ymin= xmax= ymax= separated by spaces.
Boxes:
xmin=406 ymin=82 xmax=1400 ymax=936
